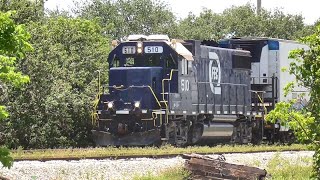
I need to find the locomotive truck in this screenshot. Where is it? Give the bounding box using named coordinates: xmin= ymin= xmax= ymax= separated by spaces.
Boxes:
xmin=91 ymin=35 xmax=308 ymax=146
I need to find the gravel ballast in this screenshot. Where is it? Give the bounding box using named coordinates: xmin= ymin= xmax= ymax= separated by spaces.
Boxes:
xmin=0 ymin=151 xmax=313 ymax=180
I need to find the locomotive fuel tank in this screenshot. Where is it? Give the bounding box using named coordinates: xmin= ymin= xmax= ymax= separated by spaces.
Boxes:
xmin=201 ymin=123 xmax=234 ymax=142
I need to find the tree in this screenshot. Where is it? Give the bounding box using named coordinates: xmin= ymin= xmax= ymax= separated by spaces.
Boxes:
xmin=266 ymin=25 xmax=320 ymax=178
xmin=289 ymin=25 xmax=320 ymax=178
xmin=177 ymin=10 xmax=225 ymax=40
xmin=0 ymin=11 xmax=32 ymax=167
xmin=77 ymin=0 xmax=178 ymax=39
xmin=3 ymin=16 xmax=110 ymax=148
xmin=177 ymin=4 xmax=312 ymax=40
xmin=0 ymin=0 xmax=45 ymax=24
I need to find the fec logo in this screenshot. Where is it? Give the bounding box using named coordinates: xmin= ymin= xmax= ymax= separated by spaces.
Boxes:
xmin=209 ymin=52 xmax=221 ymax=95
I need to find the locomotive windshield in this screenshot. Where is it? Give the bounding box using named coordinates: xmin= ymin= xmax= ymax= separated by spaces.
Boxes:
xmin=107 ymin=38 xmax=193 ymax=69
xmin=111 ymin=54 xmax=177 ymax=69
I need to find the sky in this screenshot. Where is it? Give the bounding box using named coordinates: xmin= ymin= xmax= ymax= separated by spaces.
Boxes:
xmin=44 ymin=0 xmax=319 ymax=25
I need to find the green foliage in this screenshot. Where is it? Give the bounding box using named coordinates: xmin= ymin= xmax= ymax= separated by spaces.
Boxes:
xmin=266 ymin=153 xmax=313 ymax=180
xmin=267 ymin=24 xmax=320 ymax=178
xmin=282 ymin=82 xmax=295 ymax=97
xmin=77 ymin=0 xmax=178 ymax=39
xmin=0 ymin=0 xmax=45 ymax=24
xmin=0 ymin=10 xmax=32 ymax=168
xmin=177 ymin=9 xmax=225 ymax=40
xmin=266 ymin=101 xmax=314 ymax=141
xmin=3 ymin=16 xmax=110 ymax=148
xmin=0 ymin=106 xmax=8 ymax=120
xmin=0 ymin=147 xmax=13 ymax=168
xmin=177 ymin=4 xmax=312 ymax=40
xmin=0 ymin=11 xmax=31 ymax=89
xmin=78 ymin=2 xmax=314 ymax=41
xmin=288 ymin=24 xmax=320 ymax=178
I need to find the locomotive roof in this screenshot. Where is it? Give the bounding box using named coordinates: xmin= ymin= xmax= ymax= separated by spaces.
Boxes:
xmin=202 ymin=45 xmax=252 ymax=57
xmin=222 ymin=37 xmax=301 ymax=44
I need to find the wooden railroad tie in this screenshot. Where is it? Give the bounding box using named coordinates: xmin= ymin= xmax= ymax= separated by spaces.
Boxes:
xmin=183 ymin=154 xmax=267 ymax=180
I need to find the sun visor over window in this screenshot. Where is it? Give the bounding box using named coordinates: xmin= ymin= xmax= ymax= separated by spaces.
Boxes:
xmin=166 ymin=41 xmax=194 ymax=61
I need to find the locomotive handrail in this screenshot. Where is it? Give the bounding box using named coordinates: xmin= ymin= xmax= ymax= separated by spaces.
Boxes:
xmin=162 ymin=69 xmax=178 ymax=124
xmin=249 ymin=90 xmax=266 ymax=93
xmin=92 ymin=70 xmax=102 ymax=125
xmin=252 ymin=91 xmax=268 ymax=115
xmin=162 ymin=69 xmax=178 ymax=100
xmin=197 ymin=82 xmax=248 ymax=86
xmin=195 ymin=82 xmax=267 ymax=115
xmin=196 ymin=81 xmax=248 ymax=115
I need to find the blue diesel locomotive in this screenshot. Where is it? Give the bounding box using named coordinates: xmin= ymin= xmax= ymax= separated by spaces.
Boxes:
xmin=91 ymin=35 xmax=294 ymax=146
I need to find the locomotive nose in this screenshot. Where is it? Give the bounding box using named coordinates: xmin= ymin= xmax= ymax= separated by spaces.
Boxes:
xmin=109 ymin=67 xmax=163 ymax=110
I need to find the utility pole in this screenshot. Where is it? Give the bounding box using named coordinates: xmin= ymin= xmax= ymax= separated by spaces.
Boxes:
xmin=257 ymin=0 xmax=261 ymax=15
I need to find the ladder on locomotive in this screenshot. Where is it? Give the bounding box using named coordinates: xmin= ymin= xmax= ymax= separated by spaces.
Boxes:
xmin=152 ymin=69 xmax=178 ymax=126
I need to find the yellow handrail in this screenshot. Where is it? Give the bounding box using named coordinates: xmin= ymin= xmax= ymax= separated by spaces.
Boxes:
xmin=161 ymin=69 xmax=178 ymax=123
xmin=91 ymin=95 xmax=100 ymax=125
xmin=147 ymin=85 xmax=163 ymax=126
xmin=91 ymin=70 xmax=101 ymax=125
xmin=254 ymin=91 xmax=268 ymax=115
xmin=162 ymin=69 xmax=178 ymax=101
xmin=147 ymin=85 xmax=162 ymax=108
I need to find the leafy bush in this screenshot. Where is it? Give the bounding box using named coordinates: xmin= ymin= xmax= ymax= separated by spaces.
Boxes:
xmin=3 ymin=17 xmax=110 ymax=149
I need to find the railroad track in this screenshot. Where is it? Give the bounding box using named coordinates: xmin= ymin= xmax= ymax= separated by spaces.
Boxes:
xmin=13 ymin=147 xmax=310 ymax=162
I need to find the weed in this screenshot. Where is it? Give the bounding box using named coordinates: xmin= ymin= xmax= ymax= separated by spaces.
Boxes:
xmin=266 ymin=153 xmax=312 ymax=180
xmin=133 ymin=167 xmax=190 ymax=180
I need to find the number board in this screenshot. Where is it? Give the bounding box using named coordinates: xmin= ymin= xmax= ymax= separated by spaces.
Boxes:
xmin=122 ymin=46 xmax=136 ymax=54
xmin=144 ymin=46 xmax=163 ymax=54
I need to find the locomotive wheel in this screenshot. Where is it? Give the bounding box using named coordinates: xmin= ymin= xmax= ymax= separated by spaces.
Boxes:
xmin=231 ymin=119 xmax=252 ymax=144
xmin=251 ymin=120 xmax=263 ymax=145
xmin=188 ymin=123 xmax=204 ymax=145
xmin=165 ymin=121 xmax=190 ymax=147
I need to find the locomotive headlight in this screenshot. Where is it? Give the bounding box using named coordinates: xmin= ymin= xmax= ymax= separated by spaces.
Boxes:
xmin=134 ymin=101 xmax=140 ymax=108
xmin=107 ymin=102 xmax=113 ymax=109
xmin=137 ymin=42 xmax=143 ymax=54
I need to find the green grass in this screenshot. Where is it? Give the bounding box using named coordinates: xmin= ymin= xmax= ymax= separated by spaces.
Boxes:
xmin=266 ymin=153 xmax=313 ymax=180
xmin=133 ymin=167 xmax=190 ymax=180
xmin=11 ymin=144 xmax=309 ymax=160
